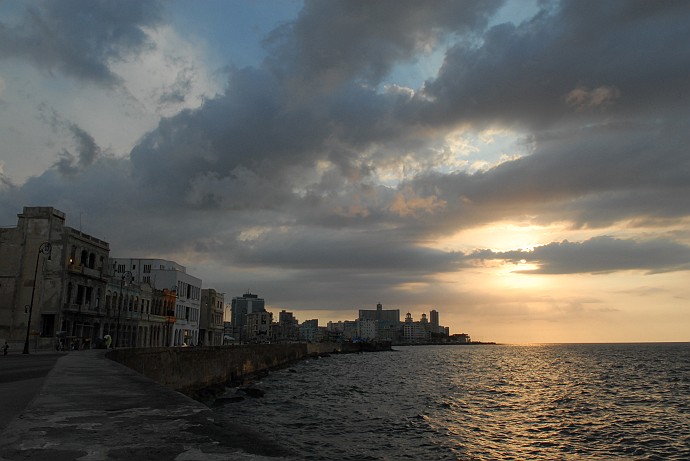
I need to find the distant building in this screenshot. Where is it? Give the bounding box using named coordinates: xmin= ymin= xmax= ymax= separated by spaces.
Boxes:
xmin=273 ymin=309 xmax=299 ymax=343
xmin=327 ymin=320 xmax=358 ymax=341
xmin=230 ymin=292 xmax=265 ymax=342
xmin=200 ymin=288 xmax=224 ymax=346
xmin=245 ymin=311 xmax=272 ymax=343
xmin=359 ymin=302 xmax=400 ymax=323
xmin=452 ymin=333 xmax=471 ymax=344
xmin=430 ymin=309 xmax=439 ymax=334
xmin=358 ymin=303 xmax=401 ymax=342
xmin=356 ymin=318 xmax=377 ymax=341
xmin=402 ymin=312 xmax=430 ymax=343
xmin=110 ymin=258 xmax=202 ymax=346
xmin=299 ymin=319 xmax=319 ymax=342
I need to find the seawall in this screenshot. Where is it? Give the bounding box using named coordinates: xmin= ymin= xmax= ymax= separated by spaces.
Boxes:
xmin=107 ymin=342 xmax=347 ymax=396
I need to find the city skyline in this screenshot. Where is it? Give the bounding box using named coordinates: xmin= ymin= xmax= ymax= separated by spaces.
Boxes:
xmin=1 ymin=1 xmax=689 ymax=343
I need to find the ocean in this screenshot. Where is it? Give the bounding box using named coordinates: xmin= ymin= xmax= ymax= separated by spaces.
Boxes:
xmin=216 ymin=343 xmax=690 ymax=460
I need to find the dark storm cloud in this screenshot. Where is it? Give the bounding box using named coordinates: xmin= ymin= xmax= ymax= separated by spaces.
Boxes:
xmin=421 ymin=0 xmax=690 ymax=128
xmin=398 ymin=119 xmax=690 ymax=233
xmin=53 ymin=123 xmax=102 ymax=176
xmin=472 ymin=236 xmax=690 ymax=274
xmin=126 ymin=0 xmax=690 ymax=238
xmin=225 ymin=228 xmax=464 ymax=273
xmin=128 ymin=67 xmax=414 ymax=202
xmin=2 ymin=0 xmax=690 ymax=310
xmin=264 ymin=0 xmax=503 ymax=89
xmin=0 ymin=0 xmax=164 ymax=85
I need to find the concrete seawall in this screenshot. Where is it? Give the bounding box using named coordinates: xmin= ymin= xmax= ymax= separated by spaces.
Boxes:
xmin=107 ymin=342 xmax=345 ymax=396
xmin=0 ymin=350 xmax=297 ymax=460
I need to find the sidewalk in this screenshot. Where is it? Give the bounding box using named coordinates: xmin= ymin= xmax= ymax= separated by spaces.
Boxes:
xmin=0 ymin=350 xmax=295 ymax=461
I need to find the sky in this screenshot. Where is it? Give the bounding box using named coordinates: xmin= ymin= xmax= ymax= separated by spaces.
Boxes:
xmin=1 ymin=0 xmax=689 ymax=344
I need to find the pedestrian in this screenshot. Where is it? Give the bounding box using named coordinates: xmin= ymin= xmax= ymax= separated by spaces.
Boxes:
xmin=2 ymin=341 xmax=8 ymax=356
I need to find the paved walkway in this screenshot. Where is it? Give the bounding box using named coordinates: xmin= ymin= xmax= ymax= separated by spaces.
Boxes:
xmin=0 ymin=350 xmax=295 ymax=461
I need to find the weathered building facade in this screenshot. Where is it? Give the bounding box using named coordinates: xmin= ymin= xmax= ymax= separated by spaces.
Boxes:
xmin=0 ymin=207 xmax=110 ymax=351
xmin=200 ymin=288 xmax=224 ymax=346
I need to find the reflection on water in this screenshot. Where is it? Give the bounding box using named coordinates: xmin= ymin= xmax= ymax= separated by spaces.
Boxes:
xmin=217 ymin=343 xmax=690 ymax=460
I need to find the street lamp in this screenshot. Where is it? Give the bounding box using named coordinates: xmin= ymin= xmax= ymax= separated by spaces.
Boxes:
xmin=23 ymin=242 xmax=52 ymax=354
xmin=114 ymin=270 xmax=133 ymax=348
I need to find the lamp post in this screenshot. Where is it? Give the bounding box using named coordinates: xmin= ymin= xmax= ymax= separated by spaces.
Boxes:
xmin=114 ymin=270 xmax=132 ymax=348
xmin=23 ymin=242 xmax=52 ymax=354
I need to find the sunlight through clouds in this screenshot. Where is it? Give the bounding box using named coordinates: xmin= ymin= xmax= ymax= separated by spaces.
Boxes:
xmin=1 ymin=0 xmax=690 ymax=342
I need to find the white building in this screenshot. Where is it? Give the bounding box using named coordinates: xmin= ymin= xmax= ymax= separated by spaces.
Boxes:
xmin=110 ymin=258 xmax=202 ymax=346
xmin=356 ymin=318 xmax=377 ymax=341
xmin=403 ymin=312 xmax=430 ymax=343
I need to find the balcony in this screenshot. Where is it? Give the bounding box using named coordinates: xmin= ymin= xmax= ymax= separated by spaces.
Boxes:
xmin=67 ymin=263 xmax=106 ymax=281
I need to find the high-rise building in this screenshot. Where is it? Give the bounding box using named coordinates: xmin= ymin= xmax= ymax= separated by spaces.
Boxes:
xmin=273 ymin=309 xmax=298 ymax=342
xmin=358 ymin=302 xmax=401 ymax=342
xmin=430 ymin=309 xmax=439 ymax=334
xmin=230 ymin=292 xmax=265 ymax=342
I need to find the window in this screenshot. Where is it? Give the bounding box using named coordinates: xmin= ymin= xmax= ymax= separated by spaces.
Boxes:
xmin=143 ymin=264 xmax=151 ymax=273
xmin=41 ymin=314 xmax=55 ymax=337
xmin=85 ymin=287 xmax=93 ymax=306
xmin=117 ymin=264 xmax=125 ymax=273
xmin=76 ymin=285 xmax=85 ymax=305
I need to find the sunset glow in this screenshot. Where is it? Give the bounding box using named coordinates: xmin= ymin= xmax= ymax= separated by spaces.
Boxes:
xmin=1 ymin=0 xmax=689 ymax=343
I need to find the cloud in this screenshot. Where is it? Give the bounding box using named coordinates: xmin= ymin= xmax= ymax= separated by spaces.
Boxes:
xmin=264 ymin=0 xmax=503 ymax=90
xmin=1 ymin=0 xmax=690 ymax=339
xmin=565 ymin=85 xmax=621 ymax=110
xmin=0 ymin=0 xmax=165 ymax=86
xmin=471 ymin=236 xmax=690 ymax=274
xmin=53 ymin=124 xmax=102 ymax=176
xmin=420 ymin=0 xmax=690 ymax=128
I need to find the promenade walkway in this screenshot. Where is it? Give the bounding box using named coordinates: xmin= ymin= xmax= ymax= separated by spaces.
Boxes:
xmin=0 ymin=350 xmax=294 ymax=461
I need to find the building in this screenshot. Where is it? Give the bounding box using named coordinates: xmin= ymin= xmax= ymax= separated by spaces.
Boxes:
xmin=430 ymin=309 xmax=439 ymax=334
xmin=272 ymin=309 xmax=299 ymax=343
xmin=299 ymin=319 xmax=319 ymax=342
xmin=326 ymin=320 xmax=358 ymax=341
xmin=230 ymin=292 xmax=265 ymax=342
xmin=358 ymin=303 xmax=401 ymax=342
xmin=356 ymin=318 xmax=377 ymax=341
xmin=200 ymin=288 xmax=224 ymax=346
xmin=110 ymin=258 xmax=202 ymax=346
xmin=245 ymin=311 xmax=272 ymax=343
xmin=0 ymin=207 xmax=111 ymax=351
xmin=402 ymin=312 xmax=431 ymax=343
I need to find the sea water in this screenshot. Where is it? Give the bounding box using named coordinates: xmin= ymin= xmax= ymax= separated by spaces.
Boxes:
xmin=217 ymin=343 xmax=690 ymax=460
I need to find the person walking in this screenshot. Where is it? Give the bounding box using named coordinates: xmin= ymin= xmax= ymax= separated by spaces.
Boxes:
xmin=2 ymin=341 xmax=8 ymax=356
